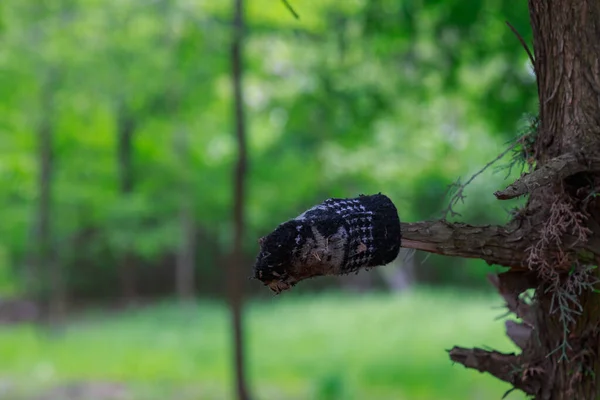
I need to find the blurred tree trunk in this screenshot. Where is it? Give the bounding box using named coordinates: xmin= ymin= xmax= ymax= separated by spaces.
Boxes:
xmin=36 ymin=71 xmax=66 ymax=325
xmin=116 ymin=104 xmax=138 ymax=304
xmin=229 ymin=0 xmax=251 ymax=398
xmin=174 ymin=127 xmax=196 ymax=302
xmin=155 ymin=0 xmax=197 ymax=302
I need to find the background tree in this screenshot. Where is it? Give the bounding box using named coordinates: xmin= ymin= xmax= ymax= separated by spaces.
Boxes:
xmin=36 ymin=69 xmax=62 ymax=324
xmin=229 ymin=0 xmax=251 ymax=399
xmin=115 ymin=101 xmax=138 ymax=304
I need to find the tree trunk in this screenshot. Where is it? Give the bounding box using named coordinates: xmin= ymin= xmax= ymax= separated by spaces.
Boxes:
xmin=174 ymin=127 xmax=196 ymax=302
xmin=117 ymin=107 xmax=135 ymax=195
xmin=230 ymin=0 xmax=251 ymax=398
xmin=116 ymin=105 xmax=138 ymax=305
xmin=521 ymin=1 xmax=600 ymax=398
xmin=453 ymin=1 xmax=600 ymax=399
xmin=37 ymin=71 xmax=66 ymax=325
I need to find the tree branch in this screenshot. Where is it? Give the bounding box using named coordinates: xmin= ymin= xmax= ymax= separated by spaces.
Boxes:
xmin=400 ymin=221 xmax=528 ymax=268
xmin=401 ymin=219 xmax=600 ymax=270
xmin=505 ymin=21 xmax=535 ymax=72
xmin=494 ymin=153 xmax=600 ymax=200
xmin=448 ymin=347 xmax=540 ymax=396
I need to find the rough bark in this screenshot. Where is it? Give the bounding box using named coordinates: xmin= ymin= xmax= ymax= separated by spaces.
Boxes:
xmin=230 ymin=0 xmax=251 ymax=398
xmin=401 ymin=220 xmax=600 ymax=267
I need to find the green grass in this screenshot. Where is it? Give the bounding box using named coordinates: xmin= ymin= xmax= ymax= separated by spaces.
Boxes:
xmin=0 ymin=288 xmax=527 ymax=399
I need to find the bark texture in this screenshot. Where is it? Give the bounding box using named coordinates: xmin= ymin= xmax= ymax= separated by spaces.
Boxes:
xmin=517 ymin=1 xmax=600 ymax=398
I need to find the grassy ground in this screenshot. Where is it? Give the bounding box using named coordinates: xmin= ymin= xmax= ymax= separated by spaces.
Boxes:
xmin=0 ymin=288 xmax=527 ymax=399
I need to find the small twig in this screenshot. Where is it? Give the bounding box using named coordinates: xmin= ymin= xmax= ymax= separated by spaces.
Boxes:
xmin=505 ymin=21 xmax=535 ymax=72
xmin=280 ymin=0 xmax=300 ymax=19
xmin=502 ymin=388 xmax=518 ymax=399
xmin=442 ymin=142 xmax=518 ymax=219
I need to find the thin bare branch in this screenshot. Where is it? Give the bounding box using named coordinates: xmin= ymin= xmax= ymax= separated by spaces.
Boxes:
xmin=505 ymin=21 xmax=536 ymax=72
xmin=442 ymin=143 xmax=517 ymax=219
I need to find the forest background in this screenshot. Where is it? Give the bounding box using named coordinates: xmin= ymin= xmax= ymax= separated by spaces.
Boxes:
xmin=0 ymin=0 xmax=537 ymax=399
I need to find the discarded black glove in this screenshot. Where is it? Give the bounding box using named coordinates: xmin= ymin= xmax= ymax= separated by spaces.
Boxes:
xmin=254 ymin=193 xmax=401 ymax=293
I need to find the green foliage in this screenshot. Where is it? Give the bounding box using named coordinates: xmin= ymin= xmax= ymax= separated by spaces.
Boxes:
xmin=0 ymin=0 xmax=536 ymax=296
xmin=0 ymin=290 xmax=527 ymax=399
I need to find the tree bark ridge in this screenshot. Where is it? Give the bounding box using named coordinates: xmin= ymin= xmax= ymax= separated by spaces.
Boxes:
xmin=494 ymin=153 xmax=600 ymax=200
